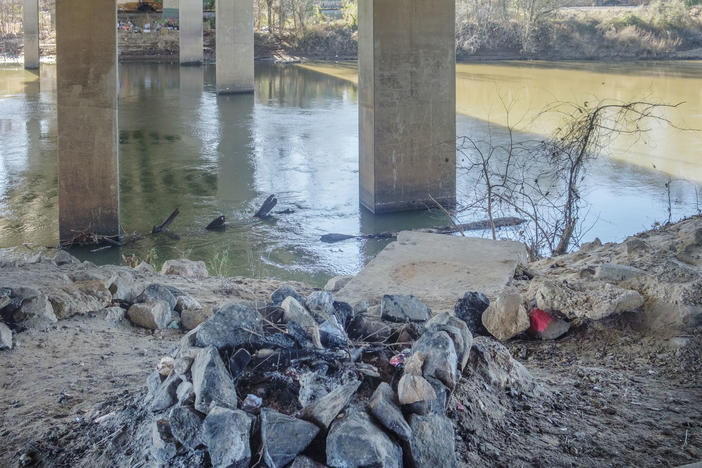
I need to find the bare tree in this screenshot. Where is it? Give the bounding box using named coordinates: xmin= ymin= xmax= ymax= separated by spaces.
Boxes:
xmin=458 ymin=100 xmax=683 ymax=259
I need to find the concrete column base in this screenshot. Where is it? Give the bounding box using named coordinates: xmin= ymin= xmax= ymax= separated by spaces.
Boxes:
xmin=358 ymin=0 xmax=456 ymax=214
xmin=56 ymin=0 xmax=119 ymax=241
xmin=23 ymin=0 xmax=39 ymax=69
xmin=216 ymin=0 xmax=254 ymax=94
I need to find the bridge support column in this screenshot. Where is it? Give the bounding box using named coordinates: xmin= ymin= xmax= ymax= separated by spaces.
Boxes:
xmin=216 ymin=0 xmax=254 ymax=94
xmin=180 ymin=0 xmax=203 ymax=65
xmin=23 ymin=0 xmax=39 ymax=69
xmin=56 ymin=0 xmax=119 ymax=241
xmin=358 ymin=0 xmax=456 ymax=213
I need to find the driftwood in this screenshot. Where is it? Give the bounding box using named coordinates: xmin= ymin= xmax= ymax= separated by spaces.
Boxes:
xmin=254 ymin=195 xmax=278 ymax=219
xmin=152 ymin=208 xmax=180 ymax=234
xmin=320 ymin=216 xmax=526 ymax=243
xmin=206 ymin=215 xmax=226 ymax=231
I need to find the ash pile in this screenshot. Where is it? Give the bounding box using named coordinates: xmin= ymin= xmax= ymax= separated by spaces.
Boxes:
xmin=143 ymin=285 xmax=518 ymax=468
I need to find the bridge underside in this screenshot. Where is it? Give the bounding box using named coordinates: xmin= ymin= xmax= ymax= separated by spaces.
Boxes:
xmin=53 ymin=0 xmax=456 ymax=241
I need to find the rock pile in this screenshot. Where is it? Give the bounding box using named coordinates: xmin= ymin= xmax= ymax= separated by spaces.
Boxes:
xmin=141 ymin=287 xmax=471 ymax=467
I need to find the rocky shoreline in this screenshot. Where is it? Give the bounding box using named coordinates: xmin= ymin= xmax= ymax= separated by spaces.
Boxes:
xmin=0 ymin=216 xmax=700 ymax=467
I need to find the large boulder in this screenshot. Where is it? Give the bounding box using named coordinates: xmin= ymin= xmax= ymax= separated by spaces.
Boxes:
xmin=381 ymin=295 xmax=431 ymax=323
xmin=151 ymin=419 xmax=177 ymax=463
xmin=408 ymin=413 xmax=457 ymax=468
xmin=326 ymin=411 xmax=402 ymax=468
xmin=305 ymin=291 xmax=335 ymax=322
xmin=149 ymin=372 xmax=182 ymax=412
xmin=481 ymin=290 xmax=530 ymax=341
xmin=368 ymin=382 xmax=412 ymax=441
xmin=202 ymin=407 xmax=252 ymax=468
xmin=467 ymin=336 xmax=536 ymax=394
xmin=191 ymin=346 xmax=238 ymax=413
xmin=181 ymin=307 xmax=214 ymax=331
xmin=194 ymin=303 xmax=264 ymax=349
xmin=161 ymin=259 xmax=209 ymax=279
xmin=260 ymin=408 xmax=320 ymax=468
xmin=127 ymin=301 xmax=173 ymax=330
xmin=301 ymin=380 xmax=361 ymax=430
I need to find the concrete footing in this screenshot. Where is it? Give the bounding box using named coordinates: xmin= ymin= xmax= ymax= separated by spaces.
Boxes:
xmin=179 ymin=0 xmax=203 ymax=65
xmin=358 ymin=0 xmax=457 ymax=213
xmin=56 ymin=0 xmax=119 ymax=241
xmin=336 ymin=232 xmax=528 ymax=311
xmin=216 ymin=0 xmax=254 ymax=94
xmin=23 ymin=0 xmax=39 ymax=69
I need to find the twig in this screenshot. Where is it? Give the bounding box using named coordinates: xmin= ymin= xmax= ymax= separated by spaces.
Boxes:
xmin=429 ymin=194 xmax=465 ymax=236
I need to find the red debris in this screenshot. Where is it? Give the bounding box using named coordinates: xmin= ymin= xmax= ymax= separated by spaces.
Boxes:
xmin=390 ymin=352 xmax=408 ymax=367
xmin=529 ymin=308 xmax=553 ymax=333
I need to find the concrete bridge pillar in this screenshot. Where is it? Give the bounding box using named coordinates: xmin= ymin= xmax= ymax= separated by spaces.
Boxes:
xmin=56 ymin=0 xmax=119 ymax=241
xmin=23 ymin=0 xmax=40 ymax=69
xmin=358 ymin=0 xmax=456 ymax=213
xmin=216 ymin=0 xmax=254 ymax=94
xmin=180 ymin=0 xmax=203 ymax=65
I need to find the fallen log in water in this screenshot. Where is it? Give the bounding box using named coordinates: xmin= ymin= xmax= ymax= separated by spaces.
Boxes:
xmin=320 ymin=216 xmax=526 ymax=243
xmin=152 ymin=208 xmax=180 ymax=234
xmin=254 ymin=194 xmax=278 ymax=219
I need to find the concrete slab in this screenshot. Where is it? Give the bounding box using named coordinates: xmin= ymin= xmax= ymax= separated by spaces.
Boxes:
xmin=336 ymin=232 xmax=528 ymax=313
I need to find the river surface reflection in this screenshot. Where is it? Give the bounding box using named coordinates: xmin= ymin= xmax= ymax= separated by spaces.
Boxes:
xmin=0 ymin=62 xmax=700 ymax=286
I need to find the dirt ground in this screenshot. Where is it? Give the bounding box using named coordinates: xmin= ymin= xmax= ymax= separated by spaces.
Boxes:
xmin=0 ymin=308 xmax=699 ymax=467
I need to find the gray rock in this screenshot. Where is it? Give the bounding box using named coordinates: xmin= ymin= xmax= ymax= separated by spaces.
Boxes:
xmin=174 ymin=356 xmax=194 ymax=375
xmin=425 ymin=312 xmax=473 ymax=371
xmin=136 ymin=284 xmax=177 ymax=310
xmin=324 ymin=275 xmax=353 ymax=293
xmin=175 ymin=294 xmax=202 ymax=313
xmin=134 ymin=261 xmax=155 ymax=274
xmin=319 ymin=315 xmax=349 ymax=348
xmin=595 ymin=263 xmax=646 ymax=282
xmin=127 ymin=301 xmax=173 ymax=330
xmin=625 ymin=237 xmax=649 ymax=255
xmin=481 ymin=291 xmax=529 ymax=341
xmin=332 ymin=301 xmax=354 ymax=328
xmin=408 ymin=413 xmax=457 ymax=468
xmin=53 ymin=249 xmax=78 ymax=266
xmin=194 ymin=303 xmax=264 ymax=349
xmin=161 ymin=259 xmax=209 ymax=279
xmin=271 ymin=284 xmax=305 ymax=306
xmin=397 ymin=374 xmax=436 ymax=406
xmin=454 ymin=291 xmax=490 ymax=337
xmin=146 ymin=371 xmax=162 ymax=396
xmin=176 ymin=380 xmax=195 ymax=405
xmin=368 ymin=382 xmax=411 ymax=441
xmin=181 ymin=307 xmax=214 ymax=331
xmin=537 ymin=316 xmax=571 ymax=340
xmin=381 ymin=295 xmax=431 ymax=323
xmin=346 ymin=315 xmax=393 ymax=342
xmin=151 ymin=418 xmax=177 ymax=463
xmin=150 ymin=372 xmax=182 ymax=412
xmin=326 ymin=411 xmax=402 ymax=468
xmin=301 ymin=380 xmax=361 ymax=430
xmin=0 ymin=322 xmax=12 ymax=350
xmin=282 ymin=297 xmax=322 ymax=349
xmin=14 ymin=294 xmax=57 ymax=330
xmin=411 ymin=329 xmax=458 ymax=389
xmin=290 ymin=456 xmax=327 ymax=468
xmin=228 ymin=349 xmax=251 ymax=378
xmin=306 ymin=291 xmax=335 ymax=322
xmin=191 ymin=346 xmax=238 ymax=413
xmin=107 ymin=269 xmax=138 ymax=302
xmin=47 ymin=280 xmax=112 ymax=319
xmin=260 ymin=408 xmax=320 ymax=468
xmin=104 ymin=307 xmax=126 ymax=324
xmin=169 ymin=406 xmax=204 ymax=450
xmin=202 ymin=407 xmax=252 ymax=468
xmin=468 ymin=336 xmax=536 ymax=394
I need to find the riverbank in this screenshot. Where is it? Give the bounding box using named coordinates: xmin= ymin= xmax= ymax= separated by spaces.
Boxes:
xmin=0 ymin=216 xmax=700 ymax=466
